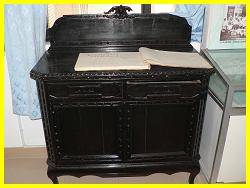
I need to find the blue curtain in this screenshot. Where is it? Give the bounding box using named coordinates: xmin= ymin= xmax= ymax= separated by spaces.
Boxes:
xmin=5 ymin=5 xmax=47 ymax=119
xmin=174 ymin=4 xmax=206 ymax=42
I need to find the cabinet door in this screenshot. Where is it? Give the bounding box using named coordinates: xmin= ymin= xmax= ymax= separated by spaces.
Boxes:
xmin=49 ymin=104 xmax=123 ymax=164
xmin=126 ymin=101 xmax=200 ymax=162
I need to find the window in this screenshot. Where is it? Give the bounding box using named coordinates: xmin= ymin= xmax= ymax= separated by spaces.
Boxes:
xmin=48 ymin=4 xmax=176 ymax=28
xmin=151 ymin=4 xmax=175 ymax=13
xmin=48 ymin=4 xmax=86 ymax=28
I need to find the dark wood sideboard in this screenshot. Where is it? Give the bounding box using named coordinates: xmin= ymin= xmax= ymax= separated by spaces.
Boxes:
xmin=30 ymin=6 xmax=213 ymax=184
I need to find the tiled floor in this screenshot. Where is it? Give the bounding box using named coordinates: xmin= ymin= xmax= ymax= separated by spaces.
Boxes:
xmin=5 ymin=147 xmax=207 ymax=184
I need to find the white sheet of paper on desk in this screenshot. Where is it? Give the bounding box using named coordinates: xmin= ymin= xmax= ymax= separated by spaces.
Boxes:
xmin=139 ymin=47 xmax=213 ymax=69
xmin=74 ymin=52 xmax=150 ymax=71
xmin=74 ymin=48 xmax=213 ymax=71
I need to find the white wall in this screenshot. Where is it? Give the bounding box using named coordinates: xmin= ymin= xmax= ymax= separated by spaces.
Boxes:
xmin=217 ymin=115 xmax=246 ymax=183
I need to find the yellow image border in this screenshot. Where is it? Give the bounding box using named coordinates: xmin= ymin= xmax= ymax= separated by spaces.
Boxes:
xmin=0 ymin=0 xmax=248 ymax=186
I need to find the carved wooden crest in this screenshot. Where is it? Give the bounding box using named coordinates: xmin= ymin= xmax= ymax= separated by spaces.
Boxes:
xmin=104 ymin=5 xmax=134 ymax=19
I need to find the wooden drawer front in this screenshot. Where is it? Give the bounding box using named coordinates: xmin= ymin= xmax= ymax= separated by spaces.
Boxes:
xmin=47 ymin=81 xmax=123 ymax=100
xmin=126 ymin=81 xmax=202 ymax=100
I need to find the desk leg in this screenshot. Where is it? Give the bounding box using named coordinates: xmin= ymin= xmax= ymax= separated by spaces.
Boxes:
xmin=47 ymin=168 xmax=59 ymax=184
xmin=188 ymin=169 xmax=200 ymax=184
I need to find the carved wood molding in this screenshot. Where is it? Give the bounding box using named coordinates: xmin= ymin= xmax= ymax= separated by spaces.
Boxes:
xmin=104 ymin=5 xmax=134 ymax=19
xmin=30 ymin=69 xmax=214 ymax=81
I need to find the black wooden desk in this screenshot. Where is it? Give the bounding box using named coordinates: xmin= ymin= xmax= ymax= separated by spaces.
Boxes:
xmin=31 ymin=7 xmax=213 ymax=184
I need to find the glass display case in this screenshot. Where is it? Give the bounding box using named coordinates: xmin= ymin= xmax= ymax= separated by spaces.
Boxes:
xmin=203 ymin=49 xmax=246 ymax=113
xmin=200 ymin=49 xmax=246 ymax=183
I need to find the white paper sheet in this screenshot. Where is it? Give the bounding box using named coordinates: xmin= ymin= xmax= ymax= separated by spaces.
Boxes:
xmin=139 ymin=47 xmax=213 ymax=69
xmin=74 ymin=52 xmax=150 ymax=71
xmin=74 ymin=48 xmax=213 ymax=71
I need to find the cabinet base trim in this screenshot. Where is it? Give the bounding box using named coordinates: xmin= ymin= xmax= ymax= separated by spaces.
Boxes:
xmin=47 ymin=162 xmax=200 ymax=184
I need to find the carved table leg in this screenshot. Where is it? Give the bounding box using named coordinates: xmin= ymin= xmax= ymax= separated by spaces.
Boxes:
xmin=49 ymin=176 xmax=59 ymax=184
xmin=188 ymin=169 xmax=200 ymax=184
xmin=47 ymin=168 xmax=59 ymax=184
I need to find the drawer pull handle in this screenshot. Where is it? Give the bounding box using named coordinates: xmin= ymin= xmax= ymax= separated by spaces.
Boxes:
xmin=147 ymin=93 xmax=180 ymax=98
xmin=68 ymin=85 xmax=101 ymax=94
xmin=68 ymin=93 xmax=102 ymax=97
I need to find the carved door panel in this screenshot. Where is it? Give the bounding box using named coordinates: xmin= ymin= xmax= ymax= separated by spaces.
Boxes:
xmin=125 ymin=101 xmax=200 ymax=162
xmin=49 ymin=103 xmax=123 ymax=164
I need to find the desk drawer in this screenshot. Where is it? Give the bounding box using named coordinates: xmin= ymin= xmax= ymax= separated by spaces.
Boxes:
xmin=47 ymin=81 xmax=123 ymax=100
xmin=126 ymin=81 xmax=202 ymax=100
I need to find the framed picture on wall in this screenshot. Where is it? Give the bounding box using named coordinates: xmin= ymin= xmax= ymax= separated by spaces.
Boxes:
xmin=202 ymin=4 xmax=246 ymax=49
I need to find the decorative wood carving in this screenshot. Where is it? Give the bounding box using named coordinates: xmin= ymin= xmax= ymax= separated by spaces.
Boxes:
xmin=104 ymin=5 xmax=134 ymax=19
